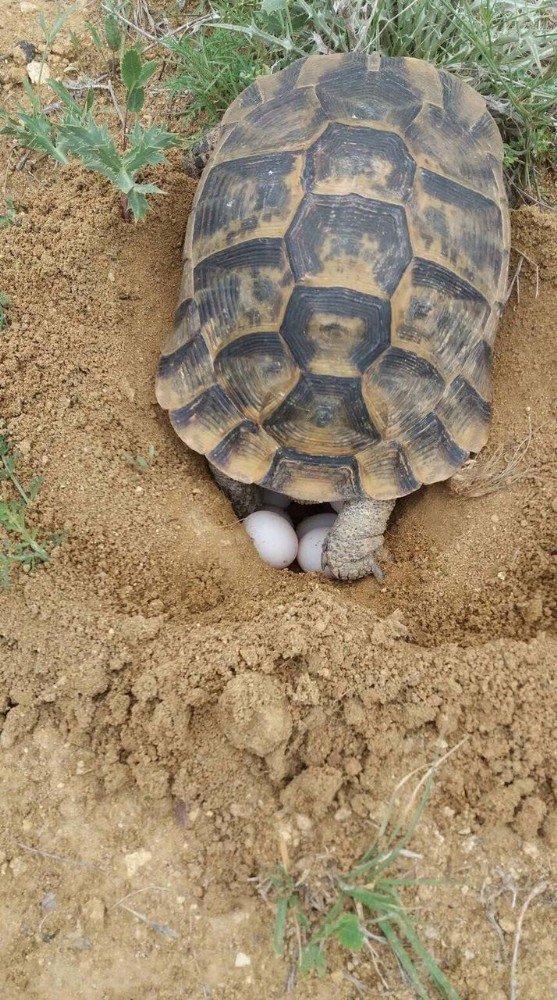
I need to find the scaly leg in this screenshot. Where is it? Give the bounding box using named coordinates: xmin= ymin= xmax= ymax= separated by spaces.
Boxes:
xmin=184 ymin=126 xmax=222 ymax=179
xmin=322 ymin=498 xmax=395 ymax=582
xmin=209 ymin=462 xmax=262 ymax=519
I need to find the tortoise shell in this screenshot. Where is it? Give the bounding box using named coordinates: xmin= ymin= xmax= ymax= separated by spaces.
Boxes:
xmin=156 ymin=53 xmax=509 ymax=503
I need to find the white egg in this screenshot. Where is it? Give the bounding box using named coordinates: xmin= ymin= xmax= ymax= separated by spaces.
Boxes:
xmin=261 ymin=504 xmax=293 ymax=524
xmin=331 ymin=501 xmax=345 ymax=513
xmin=296 ymin=511 xmax=337 ymax=540
xmin=243 ymin=510 xmax=298 ymax=568
xmin=297 ymin=526 xmax=333 ymax=576
xmin=262 ymin=488 xmax=290 ymax=509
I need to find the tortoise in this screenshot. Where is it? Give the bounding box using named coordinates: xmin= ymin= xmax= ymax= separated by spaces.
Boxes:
xmin=156 ymin=53 xmax=509 ymax=581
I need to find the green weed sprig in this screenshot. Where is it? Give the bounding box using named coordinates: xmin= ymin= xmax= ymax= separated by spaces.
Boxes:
xmin=0 ymin=433 xmax=63 ymax=588
xmin=0 ymin=293 xmax=11 ymax=331
xmin=0 ymin=43 xmax=179 ymax=221
xmin=265 ymin=748 xmax=465 ymax=997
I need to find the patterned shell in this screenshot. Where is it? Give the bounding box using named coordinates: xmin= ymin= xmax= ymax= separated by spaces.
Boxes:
xmin=156 ymin=53 xmax=510 ymax=503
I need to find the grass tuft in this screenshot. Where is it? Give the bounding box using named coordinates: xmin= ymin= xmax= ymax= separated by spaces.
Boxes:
xmin=0 ymin=292 xmax=11 ymax=331
xmin=260 ymin=745 xmax=465 ymax=996
xmin=0 ymin=431 xmax=64 ymax=588
xmin=171 ymin=0 xmax=556 ymax=197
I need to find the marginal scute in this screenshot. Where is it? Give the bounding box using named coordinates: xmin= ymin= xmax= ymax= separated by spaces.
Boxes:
xmin=263 ymin=449 xmax=361 ymax=502
xmin=208 ymin=420 xmax=278 ymax=483
xmin=158 ymin=53 xmax=509 ymax=501
xmin=357 ymin=439 xmax=419 ymax=499
xmin=296 ymin=51 xmax=367 ymax=88
xmin=401 ymin=412 xmax=467 ymax=483
xmin=435 ymin=377 xmax=492 ymax=453
xmin=169 ymin=384 xmax=243 ymax=454
xmin=156 ymin=332 xmax=213 ymax=411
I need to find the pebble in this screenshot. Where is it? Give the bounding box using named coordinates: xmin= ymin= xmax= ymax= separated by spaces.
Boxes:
xmin=234 ymin=952 xmax=251 ymax=968
xmin=27 ymin=60 xmax=50 ymax=85
xmin=81 ymin=897 xmax=106 ymax=927
xmin=124 ymin=848 xmax=152 ymax=876
xmin=14 ymin=40 xmax=37 ymax=63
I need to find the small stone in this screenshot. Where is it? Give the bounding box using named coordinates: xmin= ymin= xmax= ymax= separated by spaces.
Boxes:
xmin=491 ymin=514 xmax=499 ymax=523
xmin=234 ymin=952 xmax=251 ymax=968
xmin=334 ymin=806 xmax=352 ymax=822
xmin=295 ymin=813 xmax=313 ymax=832
xmin=551 ymin=497 xmax=557 ymax=513
xmin=20 ymin=1 xmax=39 ymax=11
xmin=497 ymin=572 xmax=506 ymax=581
xmin=124 ymin=848 xmax=152 ymax=876
xmin=81 ymin=897 xmax=106 ymax=927
xmin=14 ymin=40 xmax=37 ymax=63
xmin=5 ymin=66 xmax=27 ymax=85
xmin=9 ymin=858 xmax=27 ymax=877
xmin=27 ymin=61 xmax=50 ymax=85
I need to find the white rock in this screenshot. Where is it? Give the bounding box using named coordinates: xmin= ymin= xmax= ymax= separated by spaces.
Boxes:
xmin=296 ymin=512 xmax=336 ymax=540
xmin=262 ymin=488 xmax=290 ymax=509
xmin=234 ymin=951 xmax=251 ymax=968
xmin=124 ymin=849 xmax=152 ymax=876
xmin=27 ymin=60 xmax=50 ymax=85
xmin=243 ymin=510 xmax=298 ymax=568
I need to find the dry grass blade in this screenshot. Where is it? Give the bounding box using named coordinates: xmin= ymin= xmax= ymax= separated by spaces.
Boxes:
xmin=449 ymin=422 xmax=535 ymax=499
xmin=509 ymin=880 xmax=550 ymax=1000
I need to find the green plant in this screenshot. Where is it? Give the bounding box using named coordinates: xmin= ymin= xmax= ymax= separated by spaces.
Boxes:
xmin=167 ymin=1 xmax=267 ymax=126
xmin=0 ymin=196 xmax=18 ymax=229
xmin=0 ymin=293 xmax=11 ymax=331
xmin=123 ymin=443 xmax=156 ymax=471
xmin=0 ymin=46 xmax=180 ymax=221
xmin=263 ymin=751 xmax=463 ymax=997
xmin=0 ymin=432 xmax=63 ymax=588
xmin=177 ymin=0 xmax=556 ymax=196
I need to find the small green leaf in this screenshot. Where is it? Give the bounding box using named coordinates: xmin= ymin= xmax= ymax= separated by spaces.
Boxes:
xmin=86 ymin=21 xmax=102 ymax=48
xmin=126 ymin=86 xmax=145 ymax=113
xmin=274 ymin=896 xmax=288 ymax=955
xmin=121 ymin=47 xmax=143 ymax=90
xmin=104 ymin=14 xmax=122 ymax=53
xmin=331 ymin=912 xmax=365 ymax=952
xmin=261 ymin=0 xmax=288 ymax=12
xmin=138 ymin=60 xmax=159 ymax=86
xmin=125 ymin=187 xmax=149 ymax=221
xmin=299 ymin=942 xmax=326 ymax=977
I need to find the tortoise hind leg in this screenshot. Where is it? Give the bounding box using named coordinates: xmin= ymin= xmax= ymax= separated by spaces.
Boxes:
xmin=209 ymin=462 xmax=262 ymax=519
xmin=322 ymin=498 xmax=395 ymax=582
xmin=184 ymin=126 xmax=222 ymax=179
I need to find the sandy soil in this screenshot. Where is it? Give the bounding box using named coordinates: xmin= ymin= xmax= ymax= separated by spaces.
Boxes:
xmin=1 ymin=4 xmax=556 ymax=998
